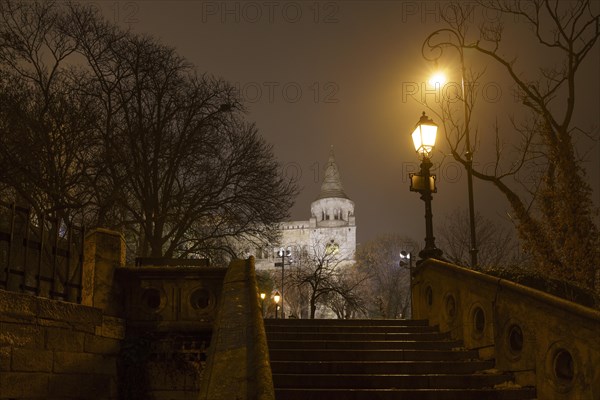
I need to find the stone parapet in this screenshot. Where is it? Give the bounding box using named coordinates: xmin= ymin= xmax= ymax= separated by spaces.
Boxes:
xmin=412 ymin=259 xmax=600 ymax=400
xmin=117 ymin=265 xmax=226 ymax=333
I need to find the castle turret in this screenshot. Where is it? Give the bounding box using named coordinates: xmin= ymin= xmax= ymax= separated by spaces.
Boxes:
xmin=310 ymin=147 xmax=355 ymax=228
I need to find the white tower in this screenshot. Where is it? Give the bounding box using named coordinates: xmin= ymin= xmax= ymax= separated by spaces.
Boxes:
xmin=309 ymin=147 xmax=356 ymax=260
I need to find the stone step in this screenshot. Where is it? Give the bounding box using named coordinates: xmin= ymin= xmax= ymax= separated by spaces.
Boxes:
xmin=265 ymin=324 xmax=439 ymax=333
xmin=264 ymin=318 xmax=429 ymax=327
xmin=268 ymin=339 xmax=463 ymax=350
xmin=266 ymin=319 xmax=536 ymax=399
xmin=266 ymin=331 xmax=450 ymax=341
xmin=269 ymin=348 xmax=480 ymax=362
xmin=275 ymin=388 xmax=537 ymax=400
xmin=270 ymin=360 xmax=495 ymax=374
xmin=272 ymin=372 xmax=516 ymax=390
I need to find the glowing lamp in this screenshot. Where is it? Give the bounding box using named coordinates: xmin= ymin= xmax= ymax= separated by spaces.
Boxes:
xmin=411 ymin=112 xmax=438 ymax=158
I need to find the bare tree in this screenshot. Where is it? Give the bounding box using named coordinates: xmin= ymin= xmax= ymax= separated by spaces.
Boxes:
xmin=0 ymin=0 xmax=96 ymax=225
xmin=421 ymin=1 xmax=600 ymax=293
xmin=326 ymin=264 xmax=369 ymax=319
xmin=288 ymin=239 xmax=363 ymax=319
xmin=0 ymin=1 xmax=297 ymax=261
xmin=437 ymin=208 xmax=528 ymax=269
xmin=355 ymin=234 xmax=417 ymax=319
xmin=68 ymin=6 xmax=296 ymax=259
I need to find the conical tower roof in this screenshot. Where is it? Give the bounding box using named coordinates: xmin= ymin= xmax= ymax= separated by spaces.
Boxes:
xmin=316 ymin=146 xmax=350 ymax=200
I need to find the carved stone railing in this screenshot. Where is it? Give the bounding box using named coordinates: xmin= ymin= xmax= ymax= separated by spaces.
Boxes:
xmin=198 ymin=256 xmax=275 ymax=400
xmin=412 ymin=258 xmax=600 ymax=399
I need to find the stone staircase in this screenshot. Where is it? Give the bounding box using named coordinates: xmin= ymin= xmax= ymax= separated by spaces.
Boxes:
xmin=265 ymin=318 xmax=536 ymax=400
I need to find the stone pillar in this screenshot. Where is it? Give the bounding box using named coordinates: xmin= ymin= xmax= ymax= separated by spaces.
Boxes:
xmin=82 ymin=228 xmax=126 ymax=316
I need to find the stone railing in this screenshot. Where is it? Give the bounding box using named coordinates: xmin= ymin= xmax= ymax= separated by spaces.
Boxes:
xmin=412 ymin=258 xmax=600 ymax=400
xmin=198 ymin=256 xmax=275 ymax=400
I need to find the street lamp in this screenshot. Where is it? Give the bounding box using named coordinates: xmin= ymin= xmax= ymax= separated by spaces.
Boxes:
xmin=422 ymin=28 xmax=478 ymax=268
xmin=260 ymin=292 xmax=266 ymax=318
xmin=400 ymin=250 xmax=414 ymax=318
xmin=273 ymin=291 xmax=281 ymax=319
xmin=400 ymin=251 xmax=413 ymax=276
xmin=276 ymin=247 xmax=291 ymax=319
xmin=409 ymin=112 xmax=444 ymax=262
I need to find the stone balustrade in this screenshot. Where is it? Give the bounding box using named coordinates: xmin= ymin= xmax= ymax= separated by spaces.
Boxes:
xmin=412 ymin=258 xmax=600 ymax=400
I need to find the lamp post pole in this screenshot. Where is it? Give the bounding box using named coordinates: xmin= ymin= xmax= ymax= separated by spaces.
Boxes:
xmin=409 ymin=112 xmax=443 ymax=264
xmin=460 ymin=49 xmax=478 ymax=269
xmin=400 ymin=250 xmax=414 ymax=318
xmin=417 ymin=157 xmax=443 ymax=260
xmin=273 ymin=291 xmax=281 ymax=319
xmin=422 ymin=29 xmax=478 ymax=268
xmin=277 ymin=247 xmax=291 ymax=319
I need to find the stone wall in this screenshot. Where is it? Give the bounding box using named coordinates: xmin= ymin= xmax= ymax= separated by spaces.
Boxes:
xmin=0 ymin=289 xmax=125 ymax=399
xmin=412 ymin=258 xmax=600 ymax=400
xmin=1 ymin=227 xmax=232 ymax=400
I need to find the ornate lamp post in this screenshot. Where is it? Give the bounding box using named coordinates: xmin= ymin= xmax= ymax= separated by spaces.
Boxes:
xmin=276 ymin=247 xmax=291 ymax=319
xmin=273 ymin=291 xmax=281 ymax=319
xmin=409 ymin=112 xmax=443 ymax=263
xmin=400 ymin=250 xmax=414 ymax=318
xmin=422 ymin=28 xmax=478 ymax=268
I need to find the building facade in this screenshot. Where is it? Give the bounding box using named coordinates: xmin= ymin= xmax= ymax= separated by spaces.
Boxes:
xmin=255 ymin=147 xmax=356 ymax=269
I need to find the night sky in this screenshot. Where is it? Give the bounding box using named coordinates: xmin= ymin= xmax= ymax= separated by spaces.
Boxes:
xmin=97 ymin=1 xmax=600 ymax=247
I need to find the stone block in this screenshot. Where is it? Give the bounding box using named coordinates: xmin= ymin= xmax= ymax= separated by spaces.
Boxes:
xmin=12 ymin=347 xmax=53 ymax=372
xmin=152 ymin=390 xmax=198 ymax=400
xmin=0 ymin=346 xmax=10 ymax=372
xmin=53 ymin=351 xmax=117 ymax=375
xmin=47 ymin=373 xmax=114 ymax=399
xmin=0 ymin=290 xmax=37 ymax=323
xmin=45 ymin=328 xmax=85 ymax=352
xmin=84 ymin=334 xmax=121 ymax=355
xmin=100 ymin=315 xmax=126 ymax=339
xmin=37 ymin=299 xmax=102 ymax=333
xmin=38 ymin=318 xmax=72 ymax=329
xmin=0 ymin=372 xmax=49 ymax=398
xmin=0 ymin=322 xmax=44 ymax=348
xmin=82 ymin=228 xmax=126 ymax=316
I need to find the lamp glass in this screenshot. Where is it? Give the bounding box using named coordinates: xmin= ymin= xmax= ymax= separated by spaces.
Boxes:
xmin=412 ymin=123 xmax=437 ymax=157
xmin=273 ymin=293 xmax=280 ymax=303
xmin=260 ymin=293 xmax=266 ymax=300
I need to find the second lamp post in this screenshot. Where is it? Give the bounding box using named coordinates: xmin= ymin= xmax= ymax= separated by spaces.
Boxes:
xmin=276 ymin=247 xmax=291 ymax=319
xmin=409 ymin=112 xmax=443 ymax=262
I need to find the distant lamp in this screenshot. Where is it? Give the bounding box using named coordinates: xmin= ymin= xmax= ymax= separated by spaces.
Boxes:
xmin=276 ymin=247 xmax=291 ymax=319
xmin=273 ymin=291 xmax=281 ymax=319
xmin=259 ymin=292 xmax=266 ymax=318
xmin=411 ymin=112 xmax=438 ymax=159
xmin=400 ymin=250 xmax=414 ymax=278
